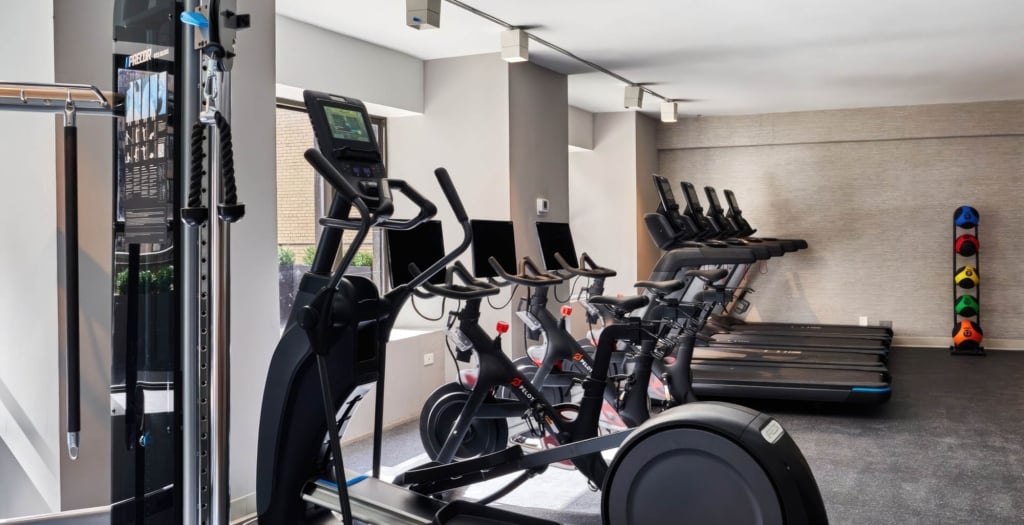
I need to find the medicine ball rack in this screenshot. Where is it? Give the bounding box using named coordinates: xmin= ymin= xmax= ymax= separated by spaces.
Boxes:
xmin=951 ymin=206 xmax=984 ymax=356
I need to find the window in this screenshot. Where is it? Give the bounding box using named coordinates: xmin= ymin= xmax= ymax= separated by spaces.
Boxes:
xmin=276 ymin=102 xmax=386 ymax=327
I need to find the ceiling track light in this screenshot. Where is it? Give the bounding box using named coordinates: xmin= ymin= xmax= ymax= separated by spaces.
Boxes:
xmin=407 ymin=0 xmax=441 ymax=30
xmin=624 ymin=85 xmax=644 ymax=110
xmin=661 ymin=101 xmax=678 ymax=123
xmin=501 ymin=28 xmax=529 ymax=63
xmin=440 ymin=0 xmax=687 ymax=115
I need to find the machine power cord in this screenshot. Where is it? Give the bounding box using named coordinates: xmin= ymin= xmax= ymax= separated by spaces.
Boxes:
xmin=486 ymin=284 xmax=520 ymax=310
xmin=553 ymin=276 xmax=581 ymax=304
xmin=411 ymin=294 xmax=447 ymax=321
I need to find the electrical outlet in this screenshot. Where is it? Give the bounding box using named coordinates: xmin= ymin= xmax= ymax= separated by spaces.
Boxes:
xmin=423 ymin=353 xmax=435 ymax=366
xmin=858 ymin=316 xmax=869 ymax=327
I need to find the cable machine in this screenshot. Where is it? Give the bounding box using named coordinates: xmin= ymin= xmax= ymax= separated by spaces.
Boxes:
xmin=0 ymin=2 xmax=248 ymax=524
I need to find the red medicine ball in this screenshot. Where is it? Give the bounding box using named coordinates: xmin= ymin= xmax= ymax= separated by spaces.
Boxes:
xmin=955 ymin=234 xmax=979 ymax=256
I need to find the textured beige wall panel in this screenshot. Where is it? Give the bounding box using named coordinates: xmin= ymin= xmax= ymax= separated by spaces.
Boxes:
xmin=658 ymin=104 xmax=1024 ymax=342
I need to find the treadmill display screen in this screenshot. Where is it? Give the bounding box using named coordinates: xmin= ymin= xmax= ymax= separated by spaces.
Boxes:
xmin=386 ymin=220 xmax=445 ymax=286
xmin=323 ymin=105 xmax=371 ymax=142
xmin=655 ymin=176 xmax=678 ymax=208
xmin=724 ymin=190 xmax=742 ymax=213
xmin=705 ymin=187 xmax=723 ymax=211
xmin=470 ymin=220 xmax=516 ymax=278
xmin=536 ymin=222 xmax=579 ymax=270
xmin=681 ymin=182 xmax=703 ymax=214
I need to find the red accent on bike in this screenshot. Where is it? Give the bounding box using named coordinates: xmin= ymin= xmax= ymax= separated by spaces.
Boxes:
xmin=510 ymin=377 xmax=523 ymax=388
xmin=496 ymin=321 xmax=510 ymax=334
xmin=573 ymin=353 xmax=584 ymax=361
xmin=560 ymin=305 xmax=573 ymax=316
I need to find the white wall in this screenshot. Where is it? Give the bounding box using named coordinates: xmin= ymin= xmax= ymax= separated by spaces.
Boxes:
xmin=635 ymin=113 xmax=660 ymax=281
xmin=568 ymin=112 xmax=641 ymax=296
xmin=388 ymin=53 xmax=511 ymax=335
xmin=569 ymin=106 xmax=594 ymax=151
xmin=657 ymin=100 xmax=1024 ymax=348
xmin=53 ymin=0 xmax=114 ymax=511
xmin=276 ymin=15 xmax=423 ymax=113
xmin=0 ymin=1 xmax=60 ymax=515
xmin=509 ymin=62 xmax=570 ymax=260
xmin=229 ymin=0 xmax=279 ymax=506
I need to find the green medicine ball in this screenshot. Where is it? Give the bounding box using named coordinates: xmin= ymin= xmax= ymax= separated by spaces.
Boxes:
xmin=955 ymin=295 xmax=979 ymax=317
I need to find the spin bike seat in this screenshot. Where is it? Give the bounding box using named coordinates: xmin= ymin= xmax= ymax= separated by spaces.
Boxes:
xmin=589 ymin=295 xmax=650 ymax=314
xmin=634 ymin=279 xmax=686 ymax=294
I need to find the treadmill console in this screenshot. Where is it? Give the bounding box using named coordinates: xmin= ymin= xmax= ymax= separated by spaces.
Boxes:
xmin=679 ymin=181 xmax=717 ymax=239
xmin=704 ymin=186 xmax=739 ymax=237
xmin=652 ymin=175 xmax=698 ymax=239
xmin=304 ymin=90 xmax=388 ymax=211
xmin=723 ymin=189 xmax=756 ymax=237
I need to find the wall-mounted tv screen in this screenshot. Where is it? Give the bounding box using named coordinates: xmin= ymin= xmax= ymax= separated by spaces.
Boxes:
xmin=386 ymin=220 xmax=445 ymax=286
xmin=470 ymin=220 xmax=516 ymax=278
xmin=536 ymin=222 xmax=578 ymax=271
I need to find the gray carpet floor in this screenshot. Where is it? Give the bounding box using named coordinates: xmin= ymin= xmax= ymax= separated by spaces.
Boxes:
xmin=347 ymin=347 xmax=1024 ymax=524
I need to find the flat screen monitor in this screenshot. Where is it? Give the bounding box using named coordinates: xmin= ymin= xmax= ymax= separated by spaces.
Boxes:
xmin=470 ymin=220 xmax=516 ymax=278
xmin=386 ymin=220 xmax=445 ymax=286
xmin=536 ymin=222 xmax=579 ymax=270
xmin=654 ymin=175 xmax=678 ymax=209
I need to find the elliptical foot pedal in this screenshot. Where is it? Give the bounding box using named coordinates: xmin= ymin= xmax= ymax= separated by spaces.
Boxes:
xmin=434 ymin=500 xmax=558 ymax=524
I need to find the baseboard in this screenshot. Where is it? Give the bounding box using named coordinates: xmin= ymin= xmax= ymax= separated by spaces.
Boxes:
xmin=230 ymin=492 xmax=257 ymax=523
xmin=893 ymin=336 xmax=1024 ymax=350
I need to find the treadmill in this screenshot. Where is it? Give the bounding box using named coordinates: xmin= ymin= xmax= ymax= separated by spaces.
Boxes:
xmin=540 ymin=214 xmax=893 ymax=404
xmin=708 ymin=188 xmax=894 ymax=340
xmin=644 ymin=246 xmax=892 ymax=404
xmin=669 ymin=181 xmax=889 ymax=355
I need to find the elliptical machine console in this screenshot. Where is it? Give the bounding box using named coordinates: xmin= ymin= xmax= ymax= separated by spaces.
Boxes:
xmin=303 ymin=91 xmax=390 ymax=212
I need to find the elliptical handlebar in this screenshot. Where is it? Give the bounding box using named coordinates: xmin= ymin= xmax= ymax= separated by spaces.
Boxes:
xmin=553 ymin=251 xmax=617 ymax=279
xmin=488 ymin=255 xmax=565 ymax=287
xmin=434 ymin=168 xmax=468 ymax=222
xmin=305 ymin=149 xmax=369 ymax=221
xmin=402 ymin=169 xmax=473 ymax=292
xmin=305 ymin=150 xmax=470 ymax=289
xmin=372 ymin=179 xmax=436 ymax=230
xmin=411 ymin=260 xmax=500 ymax=300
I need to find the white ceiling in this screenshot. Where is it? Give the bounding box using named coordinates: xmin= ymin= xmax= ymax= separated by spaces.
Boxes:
xmin=277 ymin=0 xmax=1024 ymax=116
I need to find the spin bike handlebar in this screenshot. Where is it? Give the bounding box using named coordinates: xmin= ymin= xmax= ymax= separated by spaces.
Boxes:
xmin=553 ymin=252 xmax=617 ymax=279
xmin=488 ymin=255 xmax=565 ymax=287
xmin=411 ymin=261 xmax=501 ymax=300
